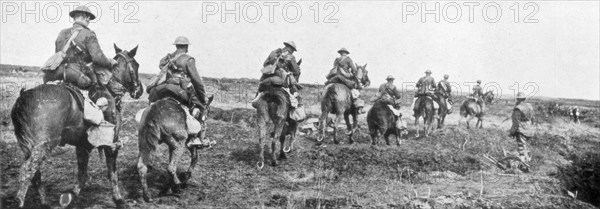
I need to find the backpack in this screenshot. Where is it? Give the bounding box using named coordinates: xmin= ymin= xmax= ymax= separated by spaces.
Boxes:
xmin=41 ymin=29 xmax=81 ymax=71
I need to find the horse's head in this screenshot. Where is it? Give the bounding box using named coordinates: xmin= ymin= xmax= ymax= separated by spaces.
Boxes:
xmin=355 ymin=63 xmax=370 ymax=87
xmin=113 ymin=44 xmax=143 ymax=99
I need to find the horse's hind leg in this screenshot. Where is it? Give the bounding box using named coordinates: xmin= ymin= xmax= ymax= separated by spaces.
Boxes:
xmin=31 ymin=170 xmax=49 ymax=207
xmin=317 ymin=112 xmax=328 ymax=143
xmin=182 ymin=146 xmax=198 ymax=184
xmin=257 ymin=113 xmax=267 ymax=169
xmin=333 ymin=114 xmax=343 ymax=144
xmin=166 ymin=139 xmax=185 ymax=194
xmin=103 ymin=147 xmax=126 ymax=208
xmin=60 ymin=146 xmax=91 ymax=207
xmin=414 ymin=117 xmax=420 ymax=138
xmin=478 ymin=118 xmax=483 ymax=129
xmin=384 ymin=130 xmax=392 ymax=146
xmin=271 ymin=119 xmax=285 ymax=166
xmin=16 ymin=145 xmax=46 ymax=208
xmin=137 ymin=146 xmax=152 ymax=202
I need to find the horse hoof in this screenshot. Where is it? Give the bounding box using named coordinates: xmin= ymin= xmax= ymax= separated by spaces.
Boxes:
xmin=59 ymin=192 xmax=74 ymax=207
xmin=316 ymin=136 xmax=324 ymax=142
xmin=114 ymin=198 xmax=129 ymax=209
xmin=271 ymin=161 xmax=278 ymax=167
xmin=278 ymin=153 xmax=287 ymax=160
xmin=143 ymin=193 xmax=153 ymax=203
xmin=283 ymin=146 xmax=291 ymax=153
xmin=256 ymin=161 xmax=264 ymax=169
xmin=171 ymin=184 xmax=183 ymax=194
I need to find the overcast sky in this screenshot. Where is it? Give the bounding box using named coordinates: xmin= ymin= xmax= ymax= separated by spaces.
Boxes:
xmin=1 ymin=1 xmax=599 ymax=100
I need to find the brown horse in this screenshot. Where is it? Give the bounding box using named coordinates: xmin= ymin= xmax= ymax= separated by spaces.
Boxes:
xmin=413 ymin=95 xmax=436 ymax=137
xmin=11 ymin=44 xmax=143 ymax=209
xmin=136 ymin=96 xmax=214 ymax=202
xmin=254 ymin=60 xmax=302 ymax=168
xmin=367 ymin=95 xmax=406 ymax=146
xmin=459 ymin=91 xmax=494 ymax=129
xmin=318 ymin=64 xmax=370 ymax=144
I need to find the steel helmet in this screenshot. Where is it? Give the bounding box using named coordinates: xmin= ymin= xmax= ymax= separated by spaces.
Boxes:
xmin=173 ymin=36 xmax=191 ymax=45
xmin=69 ymin=5 xmax=96 ymax=20
xmin=477 ymin=80 xmax=482 ymax=84
xmin=283 ymin=41 xmax=297 ymax=52
xmin=443 ymin=74 xmax=449 ymax=79
xmin=425 ymin=69 xmax=432 ymax=74
xmin=337 ymin=47 xmax=349 ymax=54
xmin=386 ymin=75 xmax=395 ymax=80
xmin=516 ymin=92 xmax=526 ymax=99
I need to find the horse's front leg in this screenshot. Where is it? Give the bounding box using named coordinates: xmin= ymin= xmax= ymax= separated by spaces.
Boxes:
xmin=182 ymin=146 xmax=198 ymax=185
xmin=317 ymin=112 xmax=328 ymax=143
xmin=103 ymin=147 xmax=127 ymax=209
xmin=257 ymin=112 xmax=267 ymax=169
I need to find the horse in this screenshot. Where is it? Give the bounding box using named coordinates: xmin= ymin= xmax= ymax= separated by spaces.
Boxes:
xmin=136 ymin=95 xmax=214 ymax=202
xmin=317 ymin=64 xmax=370 ymax=144
xmin=459 ymin=91 xmax=495 ymax=129
xmin=254 ymin=60 xmax=302 ymax=168
xmin=435 ymin=87 xmax=451 ymax=129
xmin=413 ymin=94 xmax=437 ymax=137
xmin=366 ymin=95 xmax=405 ymax=146
xmin=10 ymin=44 xmax=143 ymax=209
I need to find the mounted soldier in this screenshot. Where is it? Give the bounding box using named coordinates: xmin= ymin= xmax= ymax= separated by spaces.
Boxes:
xmin=437 ymin=74 xmax=453 ymax=114
xmin=146 ymin=36 xmax=215 ymax=147
xmin=411 ymin=70 xmax=439 ymax=118
xmin=509 ymin=92 xmax=536 ymax=162
xmin=251 ymin=41 xmax=304 ymax=119
xmin=376 ymin=75 xmax=404 ymax=128
xmin=325 ymin=47 xmax=365 ymax=112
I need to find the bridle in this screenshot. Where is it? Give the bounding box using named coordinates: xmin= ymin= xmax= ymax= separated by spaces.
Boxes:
xmin=108 ymin=51 xmax=140 ymax=96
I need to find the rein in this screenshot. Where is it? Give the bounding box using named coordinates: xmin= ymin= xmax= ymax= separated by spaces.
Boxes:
xmin=103 ymin=52 xmax=139 ymax=110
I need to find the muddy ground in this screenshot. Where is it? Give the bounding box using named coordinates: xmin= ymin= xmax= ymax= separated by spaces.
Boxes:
xmin=1 ymin=71 xmax=599 ymax=209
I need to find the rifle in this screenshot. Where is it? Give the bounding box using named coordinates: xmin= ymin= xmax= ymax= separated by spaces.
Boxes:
xmin=147 ymin=53 xmax=185 ymax=93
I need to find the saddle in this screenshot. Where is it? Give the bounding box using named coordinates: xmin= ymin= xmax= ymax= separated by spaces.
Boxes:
xmin=63 ymin=83 xmax=85 ymax=111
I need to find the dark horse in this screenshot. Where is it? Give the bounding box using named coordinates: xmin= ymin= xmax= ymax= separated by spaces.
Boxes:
xmin=413 ymin=94 xmax=437 ymax=137
xmin=254 ymin=60 xmax=302 ymax=168
xmin=367 ymin=95 xmax=406 ymax=146
xmin=11 ymin=44 xmax=143 ymax=209
xmin=318 ymin=64 xmax=370 ymax=144
xmin=459 ymin=91 xmax=494 ymax=129
xmin=137 ymin=96 xmax=214 ymax=202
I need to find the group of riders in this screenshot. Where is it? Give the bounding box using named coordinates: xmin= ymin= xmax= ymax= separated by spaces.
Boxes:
xmin=43 ymin=6 xmax=533 ymax=163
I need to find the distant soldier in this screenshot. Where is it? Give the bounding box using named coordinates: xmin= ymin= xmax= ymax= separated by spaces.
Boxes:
xmin=378 ymin=75 xmax=402 ymax=100
xmin=571 ymin=106 xmax=580 ymax=124
xmin=437 ymin=74 xmax=453 ymax=113
xmin=148 ymin=36 xmax=214 ymax=147
xmin=325 ymin=47 xmax=364 ymax=111
xmin=411 ymin=70 xmax=438 ymax=117
xmin=509 ymin=92 xmax=535 ymax=162
xmin=251 ymin=41 xmax=302 ymax=108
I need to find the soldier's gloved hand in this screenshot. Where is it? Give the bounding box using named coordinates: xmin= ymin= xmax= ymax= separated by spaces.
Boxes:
xmin=110 ymin=59 xmax=118 ymax=67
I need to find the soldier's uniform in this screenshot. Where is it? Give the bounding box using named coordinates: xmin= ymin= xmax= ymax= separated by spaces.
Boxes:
xmin=411 ymin=70 xmax=438 ymax=115
xmin=509 ymin=92 xmax=535 ymax=162
xmin=44 ymin=6 xmax=114 ymax=89
xmin=378 ymin=76 xmax=401 ymax=103
xmin=472 ymin=81 xmax=484 ymax=101
xmin=437 ymin=75 xmax=453 ymax=113
xmin=148 ymin=36 xmax=213 ymax=148
xmin=326 ymin=48 xmax=359 ymax=90
xmin=253 ymin=41 xmax=302 ymax=108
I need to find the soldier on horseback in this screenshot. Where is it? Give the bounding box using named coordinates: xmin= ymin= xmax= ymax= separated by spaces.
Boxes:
xmin=437 ymin=74 xmax=453 ymax=113
xmin=377 ymin=75 xmax=404 ymax=126
xmin=509 ymin=92 xmax=535 ymax=162
xmin=411 ymin=70 xmax=439 ymax=117
xmin=43 ymin=6 xmax=118 ymax=88
xmin=251 ymin=41 xmax=303 ymax=113
xmin=146 ymin=36 xmax=215 ymax=147
xmin=325 ymin=47 xmax=365 ymax=112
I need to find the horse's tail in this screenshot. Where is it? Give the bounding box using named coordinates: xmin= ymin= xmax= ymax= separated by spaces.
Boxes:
xmin=11 ymin=92 xmax=36 ymax=158
xmin=321 ymin=85 xmax=337 ymax=114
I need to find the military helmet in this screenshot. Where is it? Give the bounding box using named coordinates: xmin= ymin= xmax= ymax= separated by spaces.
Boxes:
xmin=425 ymin=69 xmax=432 ymax=74
xmin=283 ymin=41 xmax=297 ymax=52
xmin=173 ymin=36 xmax=191 ymax=45
xmin=337 ymin=47 xmax=350 ymax=54
xmin=477 ymin=80 xmax=482 ymax=84
xmin=386 ymin=75 xmax=395 ymax=80
xmin=444 ymin=74 xmax=449 ymax=79
xmin=69 ymin=5 xmax=96 ymax=20
xmin=516 ymin=92 xmax=526 ymax=99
